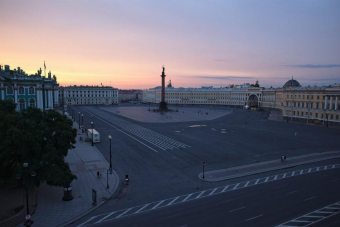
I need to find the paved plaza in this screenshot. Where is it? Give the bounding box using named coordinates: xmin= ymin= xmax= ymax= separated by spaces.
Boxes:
xmin=100 ymin=105 xmax=232 ymax=123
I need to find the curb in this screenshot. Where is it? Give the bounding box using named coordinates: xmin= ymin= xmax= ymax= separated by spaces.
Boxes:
xmin=198 ymin=154 xmax=340 ymax=182
xmin=59 ymin=146 xmax=120 ymax=227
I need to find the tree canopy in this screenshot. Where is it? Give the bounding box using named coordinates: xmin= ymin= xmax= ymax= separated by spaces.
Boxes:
xmin=0 ymin=100 xmax=77 ymax=187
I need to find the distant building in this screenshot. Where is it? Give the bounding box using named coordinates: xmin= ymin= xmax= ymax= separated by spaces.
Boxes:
xmin=142 ymin=78 xmax=340 ymax=125
xmin=59 ymin=85 xmax=118 ymax=106
xmin=0 ymin=64 xmax=59 ymax=111
xmin=282 ymin=78 xmax=340 ymax=124
xmin=118 ymin=89 xmax=142 ymax=102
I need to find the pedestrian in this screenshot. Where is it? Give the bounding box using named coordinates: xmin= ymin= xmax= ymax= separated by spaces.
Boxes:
xmin=97 ymin=171 xmax=100 ymax=179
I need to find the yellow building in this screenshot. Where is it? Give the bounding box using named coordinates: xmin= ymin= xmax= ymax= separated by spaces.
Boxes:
xmin=142 ymin=78 xmax=340 ymax=125
xmin=282 ymin=78 xmax=340 ymax=125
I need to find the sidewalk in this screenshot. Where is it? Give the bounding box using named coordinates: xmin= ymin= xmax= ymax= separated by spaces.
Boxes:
xmin=29 ymin=120 xmax=120 ymax=227
xmin=199 ymin=151 xmax=340 ymax=182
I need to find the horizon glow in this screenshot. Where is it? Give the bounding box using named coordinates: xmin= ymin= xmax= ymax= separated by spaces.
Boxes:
xmin=1 ymin=0 xmax=339 ymax=89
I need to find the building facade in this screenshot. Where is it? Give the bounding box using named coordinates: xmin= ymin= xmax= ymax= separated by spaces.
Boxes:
xmin=118 ymin=89 xmax=142 ymax=102
xmin=0 ymin=65 xmax=59 ymax=111
xmin=142 ymin=78 xmax=340 ymax=125
xmin=58 ymin=85 xmax=119 ymax=106
xmin=142 ymin=86 xmax=282 ymax=110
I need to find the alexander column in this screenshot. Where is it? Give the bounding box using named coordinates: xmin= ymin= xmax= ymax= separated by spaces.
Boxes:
xmin=159 ymin=66 xmax=168 ymax=111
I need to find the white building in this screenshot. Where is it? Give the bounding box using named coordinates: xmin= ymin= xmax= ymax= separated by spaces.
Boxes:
xmin=59 ymin=85 xmax=118 ymax=106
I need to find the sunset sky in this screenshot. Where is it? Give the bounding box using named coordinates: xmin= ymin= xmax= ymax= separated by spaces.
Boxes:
xmin=1 ymin=0 xmax=339 ymax=89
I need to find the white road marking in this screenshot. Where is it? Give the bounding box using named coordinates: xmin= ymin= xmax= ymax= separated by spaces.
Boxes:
xmin=182 ymin=194 xmax=193 ymax=202
xmin=264 ymin=177 xmax=269 ymax=182
xmin=324 ymin=166 xmax=327 ymax=170
xmin=209 ymin=188 xmax=217 ymax=196
xmin=282 ymin=173 xmax=287 ymax=178
xmin=308 ymin=168 xmax=312 ymax=173
xmin=76 ymin=216 xmax=97 ymax=227
xmin=287 ymin=190 xmax=299 ymax=195
xmin=274 ymin=175 xmax=278 ymax=180
xmin=304 ymin=196 xmax=316 ymax=201
xmin=95 ymin=212 xmax=117 ymax=223
xmin=245 ymin=214 xmax=263 ymax=221
xmin=232 ymin=183 xmax=240 ymax=190
xmin=291 ymin=171 xmax=295 ymax=176
xmin=195 ymin=191 xmax=206 ymax=198
xmin=229 ymin=206 xmax=245 ymax=212
xmin=167 ymin=197 xmax=179 ymax=206
xmin=135 ymin=204 xmax=150 ymax=213
xmin=220 ymin=199 xmax=234 ymax=204
xmin=152 ymin=200 xmax=165 ymax=209
xmin=221 ymin=185 xmax=229 ymax=192
xmin=299 ymin=170 xmax=303 ymax=174
xmin=316 ymin=167 xmax=320 ymax=171
xmin=332 ymin=165 xmax=335 ymax=168
xmin=77 ymin=164 xmax=340 ymax=227
xmin=116 ymin=208 xmax=132 ymax=218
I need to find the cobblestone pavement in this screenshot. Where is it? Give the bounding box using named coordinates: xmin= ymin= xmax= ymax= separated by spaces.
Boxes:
xmin=100 ymin=105 xmax=232 ymax=123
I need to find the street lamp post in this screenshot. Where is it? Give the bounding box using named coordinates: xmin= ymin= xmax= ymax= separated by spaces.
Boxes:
xmin=108 ymin=135 xmax=112 ymax=174
xmin=78 ymin=112 xmax=81 ymax=129
xmin=326 ymin=113 xmax=329 ymax=127
xmin=16 ymin=163 xmax=36 ymax=219
xmin=81 ymin=114 xmax=84 ymax=128
xmin=107 ymin=169 xmax=109 ymax=189
xmin=73 ymin=108 xmax=75 ymax=121
xmin=202 ymin=162 xmax=206 ymax=179
xmin=91 ymin=122 xmax=94 ymax=146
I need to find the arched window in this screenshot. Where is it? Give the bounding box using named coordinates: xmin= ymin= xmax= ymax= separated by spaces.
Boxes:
xmin=29 ymin=86 xmax=35 ymax=94
xmin=29 ymin=98 xmax=35 ymax=108
xmin=19 ymin=98 xmax=25 ymax=111
xmin=18 ymin=86 xmax=24 ymax=95
xmin=7 ymin=86 xmax=13 ymax=95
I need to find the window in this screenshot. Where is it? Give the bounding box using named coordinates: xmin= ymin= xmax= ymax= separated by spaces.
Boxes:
xmin=19 ymin=99 xmax=25 ymax=111
xmin=331 ymin=114 xmax=333 ymax=120
xmin=303 ymin=95 xmax=305 ymax=99
xmin=307 ymin=95 xmax=309 ymax=99
xmin=29 ymin=86 xmax=35 ymax=94
xmin=336 ymin=115 xmax=339 ymax=120
xmin=18 ymin=86 xmax=25 ymax=94
xmin=7 ymin=86 xmax=13 ymax=94
xmin=29 ymin=98 xmax=35 ymax=107
xmin=316 ymin=113 xmax=318 ymax=118
xmin=317 ymin=95 xmax=319 ymax=100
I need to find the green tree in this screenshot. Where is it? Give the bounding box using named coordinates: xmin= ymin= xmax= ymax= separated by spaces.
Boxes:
xmin=0 ymin=100 xmax=77 ymax=187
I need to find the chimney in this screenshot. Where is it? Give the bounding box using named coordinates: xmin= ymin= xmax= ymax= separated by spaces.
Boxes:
xmin=5 ymin=65 xmax=10 ymax=72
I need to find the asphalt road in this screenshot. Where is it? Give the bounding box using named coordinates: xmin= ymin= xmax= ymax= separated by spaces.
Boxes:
xmin=68 ymin=105 xmax=340 ymax=225
xmin=73 ymin=166 xmax=340 ymax=227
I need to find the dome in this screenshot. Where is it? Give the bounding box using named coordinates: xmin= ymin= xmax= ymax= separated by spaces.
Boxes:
xmin=283 ymin=77 xmax=301 ymax=88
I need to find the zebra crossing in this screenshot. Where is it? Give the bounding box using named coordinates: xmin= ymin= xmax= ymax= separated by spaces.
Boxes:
xmin=81 ymin=107 xmax=190 ymax=151
xmin=76 ymin=163 xmax=340 ymax=227
xmin=276 ymin=201 xmax=340 ymax=227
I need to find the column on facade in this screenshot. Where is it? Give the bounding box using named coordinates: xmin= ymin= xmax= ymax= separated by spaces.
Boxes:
xmin=324 ymin=96 xmax=328 ymax=109
xmin=1 ymin=83 xmax=4 ymax=100
xmin=40 ymin=88 xmax=43 ymax=109
xmin=49 ymin=90 xmax=53 ymax=108
xmin=36 ymin=88 xmax=41 ymax=109
xmin=35 ymin=87 xmax=39 ymax=108
xmin=14 ymin=84 xmax=18 ymax=110
xmin=329 ymin=96 xmax=333 ymax=110
xmin=335 ymin=96 xmax=338 ymax=110
xmin=44 ymin=89 xmax=48 ymax=108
